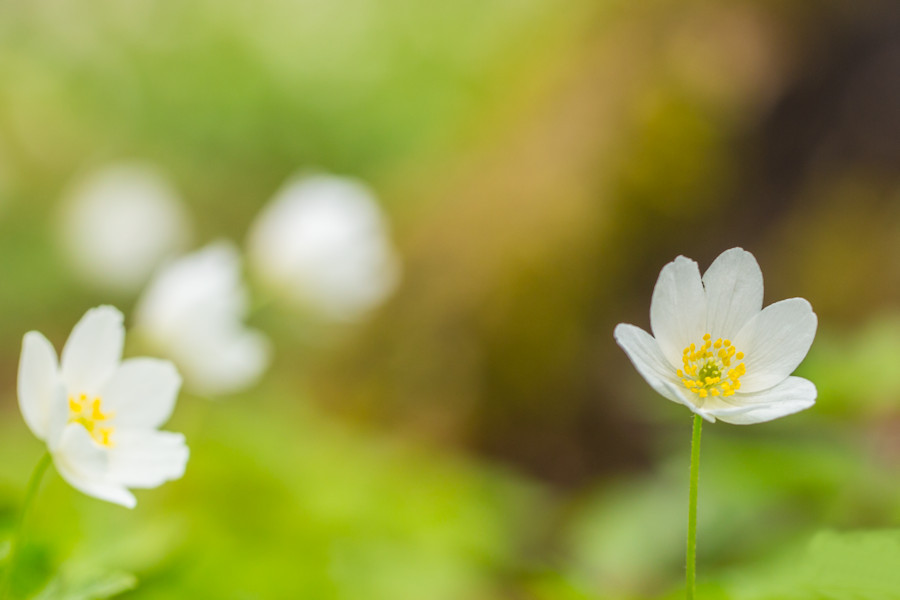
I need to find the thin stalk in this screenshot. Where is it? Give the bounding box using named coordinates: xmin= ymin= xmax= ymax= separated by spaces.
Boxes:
xmin=2 ymin=452 xmax=52 ymax=599
xmin=685 ymin=414 xmax=703 ymax=600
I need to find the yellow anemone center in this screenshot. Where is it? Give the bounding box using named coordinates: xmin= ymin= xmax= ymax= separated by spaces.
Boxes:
xmin=677 ymin=333 xmax=746 ymax=403
xmin=68 ymin=393 xmax=115 ymax=447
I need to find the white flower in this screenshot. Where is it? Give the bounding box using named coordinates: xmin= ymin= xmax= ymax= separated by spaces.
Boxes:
xmin=17 ymin=306 xmax=188 ymax=508
xmin=133 ymin=241 xmax=271 ymax=396
xmin=58 ymin=162 xmax=192 ymax=293
xmin=614 ymin=248 xmax=818 ymax=424
xmin=246 ymin=173 xmax=401 ymax=321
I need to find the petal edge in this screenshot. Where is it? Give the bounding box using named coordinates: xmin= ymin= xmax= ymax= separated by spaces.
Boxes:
xmin=61 ymin=306 xmax=125 ymax=397
xmin=733 ymin=298 xmax=817 ymax=393
xmin=708 ymin=376 xmax=816 ymax=425
xmin=18 ymin=332 xmax=62 ymax=441
xmin=702 ymin=248 xmax=763 ymax=341
xmin=650 ymin=256 xmax=707 ymax=369
xmin=614 ymin=323 xmax=690 ymax=407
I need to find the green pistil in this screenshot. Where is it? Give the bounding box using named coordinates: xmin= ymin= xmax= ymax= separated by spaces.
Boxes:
xmin=697 ymin=362 xmax=720 ymax=383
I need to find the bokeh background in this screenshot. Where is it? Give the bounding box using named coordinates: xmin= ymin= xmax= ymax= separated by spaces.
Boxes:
xmin=2 ymin=0 xmax=900 ymax=598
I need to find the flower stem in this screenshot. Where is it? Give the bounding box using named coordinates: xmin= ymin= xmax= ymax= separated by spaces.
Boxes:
xmin=2 ymin=452 xmax=51 ymax=599
xmin=685 ymin=414 xmax=703 ymax=600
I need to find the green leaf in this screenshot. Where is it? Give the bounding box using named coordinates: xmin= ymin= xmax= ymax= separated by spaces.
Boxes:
xmin=728 ymin=530 xmax=900 ymax=600
xmin=32 ymin=570 xmax=137 ymax=600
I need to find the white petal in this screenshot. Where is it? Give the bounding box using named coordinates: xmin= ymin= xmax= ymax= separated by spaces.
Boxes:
xmin=133 ymin=241 xmax=270 ymax=395
xmin=706 ymin=376 xmax=816 ymax=425
xmin=102 ymin=358 xmax=181 ymax=429
xmin=688 ymin=406 xmax=719 ymax=423
xmin=17 ymin=331 xmax=65 ymax=441
xmin=52 ymin=424 xmax=136 ymax=508
xmin=61 ymin=306 xmax=125 ymax=397
xmin=108 ymin=430 xmax=188 ymax=489
xmin=733 ymin=298 xmax=817 ymax=393
xmin=246 ymin=174 xmax=400 ymax=319
xmin=179 ymin=328 xmax=271 ymax=395
xmin=58 ymin=163 xmax=192 ymax=294
xmin=614 ymin=324 xmax=692 ymax=407
xmin=650 ymin=256 xmax=707 ymax=369
xmin=702 ymin=248 xmax=763 ymax=341
xmin=134 ymin=241 xmax=244 ymax=336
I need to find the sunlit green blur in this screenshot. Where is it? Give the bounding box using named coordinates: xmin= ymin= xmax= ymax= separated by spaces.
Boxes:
xmin=1 ymin=0 xmax=900 ymax=598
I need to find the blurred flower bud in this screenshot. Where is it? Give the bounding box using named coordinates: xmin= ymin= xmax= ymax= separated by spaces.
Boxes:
xmin=247 ymin=174 xmax=401 ymax=321
xmin=134 ymin=241 xmax=271 ymax=396
xmin=58 ymin=162 xmax=192 ymax=293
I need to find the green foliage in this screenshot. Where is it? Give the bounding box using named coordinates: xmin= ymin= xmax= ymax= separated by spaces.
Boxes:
xmin=0 ymin=0 xmax=899 ymax=598
xmin=524 ymin=571 xmax=606 ymax=600
xmin=0 ymin=395 xmax=547 ymax=599
xmin=564 ymin=418 xmax=900 ymax=599
xmin=724 ymin=530 xmax=900 ymax=600
xmin=803 ymin=315 xmax=900 ymax=417
xmin=34 ymin=570 xmax=137 ymax=600
xmin=0 ymin=0 xmax=566 ymax=195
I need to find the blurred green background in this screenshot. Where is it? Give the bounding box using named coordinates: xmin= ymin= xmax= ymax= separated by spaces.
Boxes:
xmin=2 ymin=0 xmax=900 ymax=598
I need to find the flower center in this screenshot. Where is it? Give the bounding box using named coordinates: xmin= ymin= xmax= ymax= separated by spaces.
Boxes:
xmin=68 ymin=393 xmax=115 ymax=447
xmin=677 ymin=333 xmax=746 ymax=404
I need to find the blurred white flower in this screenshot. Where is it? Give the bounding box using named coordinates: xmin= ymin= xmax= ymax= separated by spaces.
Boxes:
xmin=614 ymin=248 xmax=818 ymax=424
xmin=134 ymin=241 xmax=271 ymax=396
xmin=17 ymin=306 xmax=188 ymax=508
xmin=59 ymin=163 xmax=192 ymax=293
xmin=247 ymin=174 xmax=401 ymax=321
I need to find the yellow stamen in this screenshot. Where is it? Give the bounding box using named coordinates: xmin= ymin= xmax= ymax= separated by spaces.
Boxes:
xmin=678 ymin=332 xmax=747 ymax=404
xmin=67 ymin=393 xmax=115 ymax=447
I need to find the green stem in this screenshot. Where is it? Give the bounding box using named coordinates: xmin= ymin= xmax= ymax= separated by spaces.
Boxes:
xmin=685 ymin=414 xmax=703 ymax=600
xmin=2 ymin=452 xmax=51 ymax=599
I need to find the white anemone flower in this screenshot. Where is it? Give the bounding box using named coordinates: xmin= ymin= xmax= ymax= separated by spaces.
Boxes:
xmin=133 ymin=241 xmax=271 ymax=396
xmin=614 ymin=248 xmax=818 ymax=424
xmin=246 ymin=173 xmax=401 ymax=321
xmin=59 ymin=163 xmax=192 ymax=293
xmin=17 ymin=306 xmax=188 ymax=508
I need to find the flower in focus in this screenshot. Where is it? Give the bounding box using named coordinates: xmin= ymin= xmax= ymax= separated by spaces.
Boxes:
xmin=17 ymin=306 xmax=188 ymax=508
xmin=58 ymin=162 xmax=192 ymax=293
xmin=614 ymin=248 xmax=818 ymax=424
xmin=246 ymin=173 xmax=401 ymax=321
xmin=134 ymin=241 xmax=271 ymax=396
